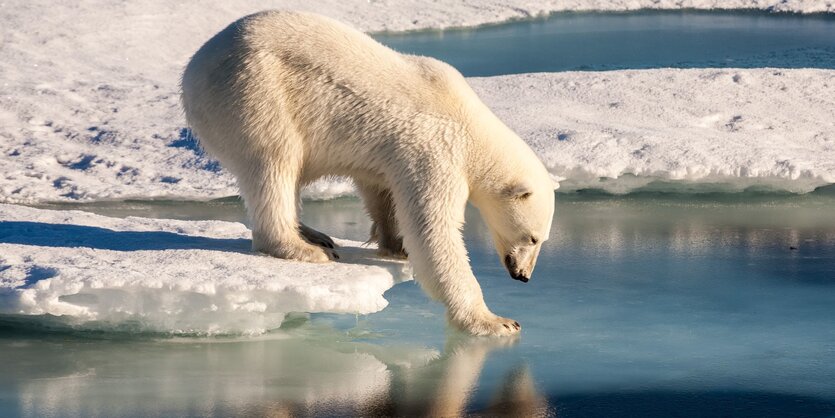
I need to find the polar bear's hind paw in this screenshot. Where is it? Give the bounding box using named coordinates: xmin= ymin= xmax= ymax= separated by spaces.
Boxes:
xmin=378 ymin=237 xmax=408 ymax=259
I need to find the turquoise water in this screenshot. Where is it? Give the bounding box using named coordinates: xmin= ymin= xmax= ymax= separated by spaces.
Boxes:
xmin=375 ymin=11 xmax=835 ymax=75
xmin=4 ymin=193 xmax=835 ymax=417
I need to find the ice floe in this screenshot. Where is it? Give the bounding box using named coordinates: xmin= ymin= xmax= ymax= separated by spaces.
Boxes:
xmin=0 ymin=204 xmax=411 ymax=334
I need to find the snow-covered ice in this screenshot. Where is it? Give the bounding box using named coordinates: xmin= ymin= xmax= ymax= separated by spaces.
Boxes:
xmin=3 ymin=65 xmax=832 ymax=201
xmin=1 ymin=1 xmax=834 ymax=203
xmin=0 ymin=204 xmax=411 ymax=334
xmin=472 ymin=69 xmax=835 ymax=193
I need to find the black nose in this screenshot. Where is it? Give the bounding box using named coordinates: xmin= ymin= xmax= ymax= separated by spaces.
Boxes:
xmin=512 ymin=274 xmax=529 ymax=283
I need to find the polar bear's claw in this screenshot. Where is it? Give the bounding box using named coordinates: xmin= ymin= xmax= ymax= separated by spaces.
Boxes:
xmin=300 ymin=224 xmax=336 ymax=249
xmin=455 ymin=312 xmax=522 ymax=337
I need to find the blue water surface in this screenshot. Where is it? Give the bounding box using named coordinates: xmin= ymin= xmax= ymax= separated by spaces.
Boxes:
xmin=3 ymin=193 xmax=834 ymax=417
xmin=319 ymin=194 xmax=835 ymax=417
xmin=374 ymin=11 xmax=835 ymax=75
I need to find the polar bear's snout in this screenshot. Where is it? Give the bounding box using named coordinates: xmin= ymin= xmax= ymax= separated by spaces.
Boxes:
xmin=503 ymin=244 xmax=542 ymax=283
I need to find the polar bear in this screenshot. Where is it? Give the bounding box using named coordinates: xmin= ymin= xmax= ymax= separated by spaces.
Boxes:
xmin=182 ymin=11 xmax=555 ymax=336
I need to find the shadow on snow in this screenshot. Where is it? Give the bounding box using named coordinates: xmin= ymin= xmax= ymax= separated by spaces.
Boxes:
xmin=0 ymin=221 xmax=250 ymax=253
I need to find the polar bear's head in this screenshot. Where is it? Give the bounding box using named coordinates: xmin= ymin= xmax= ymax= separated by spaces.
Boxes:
xmin=477 ymin=172 xmax=555 ymax=283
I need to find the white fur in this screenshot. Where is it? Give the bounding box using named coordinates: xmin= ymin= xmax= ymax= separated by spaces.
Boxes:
xmin=181 ymin=11 xmax=555 ymax=336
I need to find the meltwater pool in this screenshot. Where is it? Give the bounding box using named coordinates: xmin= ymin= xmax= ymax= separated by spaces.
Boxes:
xmin=375 ymin=10 xmax=835 ymax=75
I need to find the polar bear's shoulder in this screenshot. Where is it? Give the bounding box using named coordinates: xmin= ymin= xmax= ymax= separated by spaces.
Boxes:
xmin=401 ymin=55 xmax=459 ymax=86
xmin=238 ymin=11 xmax=382 ymax=54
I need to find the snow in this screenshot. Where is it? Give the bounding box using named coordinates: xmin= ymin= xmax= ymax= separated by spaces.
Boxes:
xmin=4 ymin=66 xmax=832 ymax=201
xmin=471 ymin=69 xmax=835 ymax=194
xmin=0 ymin=204 xmax=412 ymax=334
xmin=1 ymin=1 xmax=834 ymax=203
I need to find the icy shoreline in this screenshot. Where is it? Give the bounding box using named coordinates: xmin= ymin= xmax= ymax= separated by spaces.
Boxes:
xmin=0 ymin=204 xmax=411 ymax=334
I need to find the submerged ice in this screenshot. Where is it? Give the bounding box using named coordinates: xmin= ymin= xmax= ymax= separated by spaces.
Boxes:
xmin=0 ymin=204 xmax=411 ymax=334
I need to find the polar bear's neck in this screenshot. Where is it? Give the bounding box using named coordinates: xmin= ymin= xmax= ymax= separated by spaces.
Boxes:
xmin=462 ymin=114 xmax=535 ymax=206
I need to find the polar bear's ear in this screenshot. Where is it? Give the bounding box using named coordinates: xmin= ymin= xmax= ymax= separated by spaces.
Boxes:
xmin=504 ymin=183 xmax=532 ymax=200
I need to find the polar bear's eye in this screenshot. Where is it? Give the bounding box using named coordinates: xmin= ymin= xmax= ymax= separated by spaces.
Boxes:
xmin=530 ymin=236 xmax=538 ymax=245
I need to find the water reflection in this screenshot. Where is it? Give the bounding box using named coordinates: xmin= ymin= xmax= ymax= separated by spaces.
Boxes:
xmin=364 ymin=335 xmax=549 ymax=417
xmin=17 ymin=193 xmax=835 ymax=416
xmin=0 ymin=324 xmax=547 ymax=417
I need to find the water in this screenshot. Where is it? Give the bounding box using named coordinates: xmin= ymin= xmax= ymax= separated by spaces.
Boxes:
xmin=5 ymin=193 xmax=835 ymax=417
xmin=374 ymin=11 xmax=835 ymax=75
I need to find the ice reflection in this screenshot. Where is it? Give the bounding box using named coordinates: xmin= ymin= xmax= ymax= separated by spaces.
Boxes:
xmin=1 ymin=325 xmax=547 ymax=417
xmin=6 ymin=333 xmax=393 ymax=416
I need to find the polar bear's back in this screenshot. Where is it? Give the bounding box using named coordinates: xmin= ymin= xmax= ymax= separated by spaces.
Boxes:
xmin=183 ymin=10 xmax=457 ymax=110
xmin=240 ymin=11 xmax=405 ymax=79
xmin=182 ymin=11 xmax=469 ymax=153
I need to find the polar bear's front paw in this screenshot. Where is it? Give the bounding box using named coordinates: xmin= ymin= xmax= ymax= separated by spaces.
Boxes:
xmin=453 ymin=311 xmax=521 ymax=337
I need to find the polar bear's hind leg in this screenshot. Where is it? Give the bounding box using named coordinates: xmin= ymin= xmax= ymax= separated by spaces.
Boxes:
xmin=356 ymin=183 xmax=406 ymax=259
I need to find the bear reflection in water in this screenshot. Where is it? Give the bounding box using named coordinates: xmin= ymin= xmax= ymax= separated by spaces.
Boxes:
xmin=361 ymin=336 xmax=548 ymax=417
xmin=255 ymin=335 xmax=549 ymax=417
xmin=3 ymin=326 xmax=548 ymax=417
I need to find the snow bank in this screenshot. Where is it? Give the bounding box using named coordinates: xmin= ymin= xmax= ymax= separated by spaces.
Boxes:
xmin=471 ymin=68 xmax=835 ymax=194
xmin=0 ymin=204 xmax=411 ymax=334
xmin=7 ymin=67 xmax=830 ymax=202
xmin=1 ymin=1 xmax=834 ymax=203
